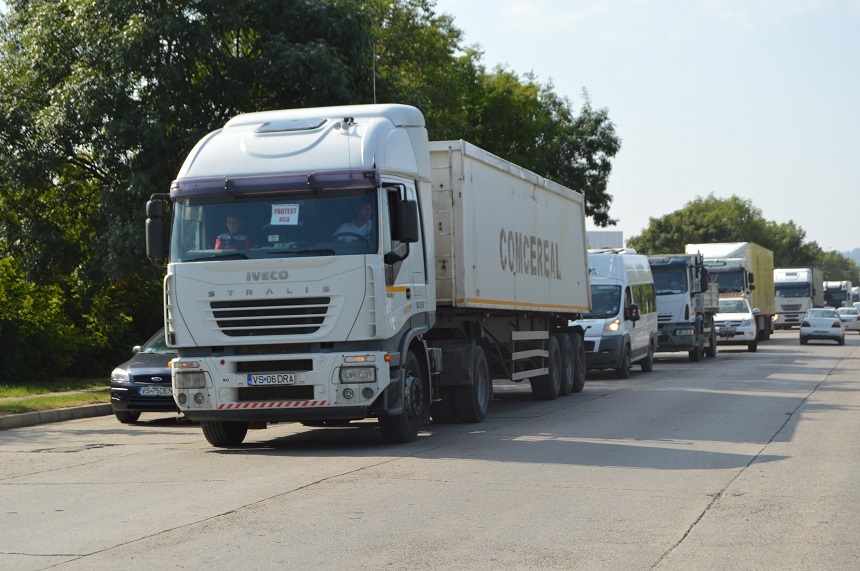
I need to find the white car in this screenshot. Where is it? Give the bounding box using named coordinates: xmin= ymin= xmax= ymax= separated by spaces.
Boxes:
xmin=714 ymin=298 xmax=759 ymax=352
xmin=800 ymin=308 xmax=845 ymax=345
xmin=836 ymin=307 xmax=860 ymax=333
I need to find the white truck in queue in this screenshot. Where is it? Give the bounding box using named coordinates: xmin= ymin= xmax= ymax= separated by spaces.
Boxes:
xmin=647 ymin=253 xmax=720 ymax=361
xmin=686 ymin=242 xmax=776 ymax=341
xmin=773 ymin=267 xmax=824 ymax=329
xmin=145 ymin=104 xmax=592 ymax=447
xmin=823 ymin=280 xmax=854 ymax=308
xmin=573 ymin=250 xmax=658 ymax=378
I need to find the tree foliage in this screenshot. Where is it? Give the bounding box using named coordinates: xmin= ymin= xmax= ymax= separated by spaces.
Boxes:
xmin=0 ymin=0 xmax=622 ymax=380
xmin=627 ymin=194 xmax=858 ymax=281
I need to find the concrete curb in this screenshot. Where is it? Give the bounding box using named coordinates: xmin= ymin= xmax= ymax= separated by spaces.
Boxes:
xmin=0 ymin=404 xmax=113 ymax=431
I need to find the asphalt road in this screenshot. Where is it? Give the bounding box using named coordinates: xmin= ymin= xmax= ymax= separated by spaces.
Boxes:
xmin=1 ymin=330 xmax=859 ymax=570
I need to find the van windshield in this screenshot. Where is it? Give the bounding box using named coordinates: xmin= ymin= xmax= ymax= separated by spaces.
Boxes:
xmin=584 ymin=285 xmax=621 ymax=319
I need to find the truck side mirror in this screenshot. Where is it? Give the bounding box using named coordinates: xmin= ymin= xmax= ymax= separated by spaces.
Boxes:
xmin=625 ymin=303 xmax=641 ymax=322
xmin=748 ymin=271 xmax=755 ymax=285
xmin=146 ymin=198 xmax=164 ymax=260
xmin=394 ymin=200 xmax=419 ymax=243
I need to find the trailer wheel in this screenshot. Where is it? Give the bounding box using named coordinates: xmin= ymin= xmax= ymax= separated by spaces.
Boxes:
xmin=201 ymin=421 xmax=249 ymax=447
xmin=531 ymin=336 xmax=561 ymax=400
xmin=555 ymin=334 xmax=575 ymax=396
xmin=379 ymin=350 xmax=425 ymax=443
xmin=615 ymin=344 xmax=631 ymax=379
xmin=570 ymin=333 xmax=586 ymax=393
xmin=454 ymin=345 xmax=491 ymax=422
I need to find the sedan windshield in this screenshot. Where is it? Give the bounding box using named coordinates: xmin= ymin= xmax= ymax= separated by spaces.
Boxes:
xmin=718 ymin=299 xmax=749 ymax=314
xmin=807 ymin=309 xmax=838 ymax=319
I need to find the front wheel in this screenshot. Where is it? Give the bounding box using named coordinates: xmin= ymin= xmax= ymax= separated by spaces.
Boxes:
xmin=379 ymin=350 xmax=425 ymax=443
xmin=114 ymin=410 xmax=140 ymax=424
xmin=705 ymin=326 xmax=718 ymax=358
xmin=615 ymin=345 xmax=631 ymax=379
xmin=640 ymin=341 xmax=655 ymax=372
xmin=201 ymin=420 xmax=249 ymax=447
xmin=748 ymin=340 xmax=758 ymax=352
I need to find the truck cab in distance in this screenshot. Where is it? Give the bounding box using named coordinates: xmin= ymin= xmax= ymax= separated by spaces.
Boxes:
xmin=773 ymin=267 xmax=824 ymax=329
xmin=574 ymin=250 xmax=658 ymax=378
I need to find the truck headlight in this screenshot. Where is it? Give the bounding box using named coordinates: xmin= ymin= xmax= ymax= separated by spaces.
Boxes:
xmin=340 ymin=366 xmax=376 ymax=383
xmin=175 ymin=371 xmax=206 ymax=389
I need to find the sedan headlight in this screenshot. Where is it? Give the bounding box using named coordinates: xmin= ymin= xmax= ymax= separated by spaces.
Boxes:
xmin=174 ymin=371 xmax=206 ymax=389
xmin=111 ymin=367 xmax=130 ymax=383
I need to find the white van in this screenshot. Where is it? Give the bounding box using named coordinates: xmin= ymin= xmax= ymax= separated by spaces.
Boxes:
xmin=574 ymin=250 xmax=659 ymax=378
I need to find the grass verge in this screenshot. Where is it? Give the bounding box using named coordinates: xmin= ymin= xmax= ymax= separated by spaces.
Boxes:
xmin=0 ymin=378 xmax=107 ymax=399
xmin=0 ymin=390 xmax=110 ymax=416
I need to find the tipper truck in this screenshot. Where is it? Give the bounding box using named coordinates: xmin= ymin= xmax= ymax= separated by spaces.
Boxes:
xmin=648 ymin=253 xmax=720 ymax=361
xmin=145 ymin=104 xmax=591 ymax=447
xmin=685 ymin=242 xmax=775 ymax=341
xmin=773 ymin=267 xmax=824 ymax=329
xmin=823 ymin=281 xmax=853 ymax=308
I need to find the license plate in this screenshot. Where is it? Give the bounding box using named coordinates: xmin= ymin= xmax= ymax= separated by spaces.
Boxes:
xmin=247 ymin=373 xmax=296 ymax=386
xmin=813 ymin=330 xmax=829 ymax=335
xmin=719 ymin=326 xmax=736 ymax=334
xmin=140 ymin=386 xmax=172 ymax=397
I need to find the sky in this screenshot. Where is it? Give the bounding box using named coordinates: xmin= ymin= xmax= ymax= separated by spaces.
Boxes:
xmin=433 ymin=0 xmax=860 ymax=251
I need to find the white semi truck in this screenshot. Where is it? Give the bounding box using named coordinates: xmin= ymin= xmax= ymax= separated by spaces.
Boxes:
xmin=685 ymin=242 xmax=775 ymax=341
xmin=648 ymin=252 xmax=720 ymax=361
xmin=823 ymin=280 xmax=853 ymax=308
xmin=145 ymin=104 xmax=591 ymax=447
xmin=773 ymin=267 xmax=824 ymax=329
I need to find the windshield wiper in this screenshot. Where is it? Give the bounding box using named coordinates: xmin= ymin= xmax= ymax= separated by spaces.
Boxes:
xmin=266 ymin=248 xmax=336 ymax=256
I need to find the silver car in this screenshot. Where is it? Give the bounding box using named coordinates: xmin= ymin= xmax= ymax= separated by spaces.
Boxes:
xmin=799 ymin=308 xmax=845 ymax=345
xmin=836 ymin=307 xmax=860 ymax=333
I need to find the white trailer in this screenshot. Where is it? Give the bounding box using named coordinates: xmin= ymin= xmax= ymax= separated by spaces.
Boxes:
xmin=145 ymin=105 xmax=591 ymax=447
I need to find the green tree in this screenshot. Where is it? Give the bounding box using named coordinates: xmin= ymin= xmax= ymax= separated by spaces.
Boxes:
xmin=627 ymin=194 xmax=858 ymax=281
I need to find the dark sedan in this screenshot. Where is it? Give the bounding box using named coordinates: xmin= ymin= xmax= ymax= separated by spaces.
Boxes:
xmin=110 ymin=328 xmax=178 ymax=423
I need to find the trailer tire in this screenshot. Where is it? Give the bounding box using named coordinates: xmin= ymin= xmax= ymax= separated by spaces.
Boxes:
xmin=379 ymin=350 xmax=425 ymax=443
xmin=615 ymin=344 xmax=631 ymax=379
xmin=531 ymin=336 xmax=561 ymax=400
xmin=454 ymin=345 xmax=491 ymax=422
xmin=555 ymin=334 xmax=575 ymax=396
xmin=201 ymin=421 xmax=249 ymax=447
xmin=570 ymin=333 xmax=586 ymax=393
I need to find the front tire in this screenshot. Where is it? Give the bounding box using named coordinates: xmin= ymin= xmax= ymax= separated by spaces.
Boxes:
xmin=379 ymin=350 xmax=425 ymax=443
xmin=705 ymin=325 xmax=718 ymax=358
xmin=114 ymin=410 xmax=140 ymax=424
xmin=201 ymin=420 xmax=249 ymax=447
xmin=748 ymin=339 xmax=758 ymax=352
xmin=640 ymin=341 xmax=655 ymax=372
xmin=615 ymin=344 xmax=631 ymax=379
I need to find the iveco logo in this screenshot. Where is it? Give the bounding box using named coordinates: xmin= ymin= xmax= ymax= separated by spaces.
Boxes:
xmin=247 ymin=270 xmax=289 ymax=282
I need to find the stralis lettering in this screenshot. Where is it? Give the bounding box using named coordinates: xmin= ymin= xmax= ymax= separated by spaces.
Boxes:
xmin=247 ymin=270 xmax=289 ymax=282
xmin=499 ymin=229 xmax=562 ymax=279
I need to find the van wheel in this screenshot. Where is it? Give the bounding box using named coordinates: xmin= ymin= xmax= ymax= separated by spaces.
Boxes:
xmin=640 ymin=341 xmax=655 ymax=372
xmin=531 ymin=336 xmax=561 ymax=400
xmin=615 ymin=345 xmax=631 ymax=379
xmin=555 ymin=334 xmax=575 ymax=396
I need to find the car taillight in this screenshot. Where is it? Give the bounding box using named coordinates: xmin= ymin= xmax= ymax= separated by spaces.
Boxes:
xmin=801 ymin=321 xmax=810 ymax=327
xmin=832 ymin=322 xmax=842 ymax=328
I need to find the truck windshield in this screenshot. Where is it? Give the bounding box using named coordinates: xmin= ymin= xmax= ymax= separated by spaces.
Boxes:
xmin=651 ymin=268 xmax=688 ymax=295
xmin=169 ymin=189 xmax=378 ymax=262
xmin=583 ymin=285 xmax=622 ymax=319
xmin=709 ymin=271 xmax=745 ymax=293
xmin=775 ymin=284 xmax=810 ymax=298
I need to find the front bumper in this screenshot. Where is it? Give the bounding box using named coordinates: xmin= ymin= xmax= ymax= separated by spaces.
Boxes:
xmin=715 ymin=325 xmax=756 ymax=345
xmin=584 ymin=334 xmax=624 ymax=369
xmin=110 ymin=383 xmax=178 ymax=413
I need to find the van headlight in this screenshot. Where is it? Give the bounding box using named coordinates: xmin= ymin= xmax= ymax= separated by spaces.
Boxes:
xmin=174 ymin=371 xmax=206 ymax=389
xmin=603 ymin=318 xmax=621 ymax=333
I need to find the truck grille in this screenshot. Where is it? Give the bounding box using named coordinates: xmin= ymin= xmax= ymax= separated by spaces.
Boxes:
xmin=780 ymin=304 xmax=802 ymax=311
xmin=210 ymin=297 xmax=330 ymax=337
